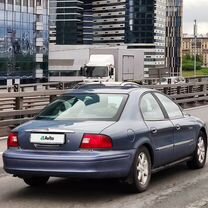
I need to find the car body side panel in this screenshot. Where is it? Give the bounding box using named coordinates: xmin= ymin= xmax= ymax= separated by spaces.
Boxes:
xmin=144 ymin=120 xmax=174 ymax=167
xmin=171 ymin=116 xmax=197 ymax=160
xmin=191 ymin=115 xmax=207 ymax=137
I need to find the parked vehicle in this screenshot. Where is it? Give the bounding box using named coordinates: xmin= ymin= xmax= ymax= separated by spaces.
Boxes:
xmin=3 ymin=87 xmax=207 ymax=192
xmin=80 ymin=48 xmax=144 ymax=82
xmin=159 ymin=76 xmax=185 ymax=85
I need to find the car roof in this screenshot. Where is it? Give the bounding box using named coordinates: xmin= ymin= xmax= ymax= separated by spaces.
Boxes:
xmin=65 ymin=87 xmax=154 ymax=95
xmin=73 ymin=81 xmax=140 ymax=89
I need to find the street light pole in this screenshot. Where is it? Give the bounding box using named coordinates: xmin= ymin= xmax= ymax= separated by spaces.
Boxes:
xmin=194 ymin=20 xmax=197 ymax=77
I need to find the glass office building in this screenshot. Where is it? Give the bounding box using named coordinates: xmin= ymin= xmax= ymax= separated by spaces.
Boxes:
xmin=50 ymin=0 xmax=93 ymax=45
xmin=0 ymin=0 xmax=48 ymax=78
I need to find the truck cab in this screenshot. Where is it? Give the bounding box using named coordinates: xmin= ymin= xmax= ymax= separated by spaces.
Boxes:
xmin=81 ymin=54 xmax=115 ymax=82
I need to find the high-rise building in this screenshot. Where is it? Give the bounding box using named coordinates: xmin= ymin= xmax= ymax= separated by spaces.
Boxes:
xmin=166 ymin=0 xmax=183 ymax=76
xmin=50 ymin=0 xmax=84 ymax=45
xmin=49 ymin=0 xmax=93 ymax=45
xmin=49 ymin=0 xmax=183 ymax=78
xmin=92 ymin=0 xmax=126 ymax=44
xmin=126 ymin=0 xmax=167 ymax=78
xmin=0 ymin=0 xmax=48 ymax=78
xmin=83 ymin=0 xmax=93 ymax=44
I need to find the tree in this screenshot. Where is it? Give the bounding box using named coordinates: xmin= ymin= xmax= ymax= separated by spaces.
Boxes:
xmin=182 ymin=54 xmax=202 ymax=71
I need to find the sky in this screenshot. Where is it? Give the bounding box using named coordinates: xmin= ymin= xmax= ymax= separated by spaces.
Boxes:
xmin=183 ymin=0 xmax=208 ymax=35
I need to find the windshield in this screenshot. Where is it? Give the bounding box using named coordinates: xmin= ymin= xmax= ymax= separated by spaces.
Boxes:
xmin=86 ymin=66 xmax=108 ymax=78
xmin=36 ymin=93 xmax=128 ymax=121
xmin=161 ymin=78 xmax=167 ymax=82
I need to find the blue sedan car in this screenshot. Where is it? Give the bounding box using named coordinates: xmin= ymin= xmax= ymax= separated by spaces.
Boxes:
xmin=3 ymin=87 xmax=207 ymax=192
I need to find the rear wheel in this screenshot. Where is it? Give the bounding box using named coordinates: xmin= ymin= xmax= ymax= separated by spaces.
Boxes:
xmin=126 ymin=146 xmax=151 ymax=193
xmin=23 ymin=176 xmax=49 ymax=187
xmin=187 ymin=131 xmax=207 ymax=169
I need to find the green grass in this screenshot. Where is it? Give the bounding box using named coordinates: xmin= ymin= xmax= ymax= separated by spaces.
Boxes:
xmin=182 ymin=68 xmax=208 ymax=78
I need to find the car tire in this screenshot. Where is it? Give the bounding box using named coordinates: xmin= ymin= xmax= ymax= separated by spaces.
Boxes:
xmin=126 ymin=146 xmax=152 ymax=193
xmin=187 ymin=131 xmax=207 ymax=169
xmin=23 ymin=176 xmax=49 ymax=187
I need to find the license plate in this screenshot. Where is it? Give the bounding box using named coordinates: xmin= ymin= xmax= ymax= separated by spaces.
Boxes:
xmin=30 ymin=133 xmax=65 ymax=145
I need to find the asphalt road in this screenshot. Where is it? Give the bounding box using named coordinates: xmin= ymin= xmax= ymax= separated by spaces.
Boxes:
xmin=1 ymin=105 xmax=208 ymax=208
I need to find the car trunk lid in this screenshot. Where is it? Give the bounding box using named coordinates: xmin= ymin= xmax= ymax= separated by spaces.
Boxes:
xmin=15 ymin=120 xmax=115 ymax=151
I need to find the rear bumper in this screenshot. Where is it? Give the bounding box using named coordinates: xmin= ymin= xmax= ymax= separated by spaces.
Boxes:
xmin=3 ymin=149 xmax=135 ymax=178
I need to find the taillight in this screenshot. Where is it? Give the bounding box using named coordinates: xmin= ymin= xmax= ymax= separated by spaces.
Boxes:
xmin=80 ymin=134 xmax=113 ymax=150
xmin=7 ymin=132 xmax=19 ymax=148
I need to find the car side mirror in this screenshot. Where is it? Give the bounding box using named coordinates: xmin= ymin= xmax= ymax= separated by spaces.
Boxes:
xmin=109 ymin=68 xmax=114 ymax=76
xmin=80 ymin=67 xmax=86 ymax=76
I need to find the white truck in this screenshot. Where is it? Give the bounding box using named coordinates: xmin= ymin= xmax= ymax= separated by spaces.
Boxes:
xmin=80 ymin=48 xmax=144 ymax=82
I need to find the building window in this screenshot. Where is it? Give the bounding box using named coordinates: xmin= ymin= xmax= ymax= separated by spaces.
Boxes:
xmin=36 ymin=0 xmax=41 ymax=6
xmin=43 ymin=0 xmax=47 ymax=9
xmin=7 ymin=0 xmax=13 ymax=10
xmin=23 ymin=0 xmax=27 ymax=6
xmin=29 ymin=0 xmax=33 ymax=7
xmin=16 ymin=0 xmax=20 ymax=5
xmin=0 ymin=0 xmax=5 ymax=9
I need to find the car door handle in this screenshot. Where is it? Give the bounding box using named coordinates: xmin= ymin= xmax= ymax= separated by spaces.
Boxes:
xmin=151 ymin=127 xmax=158 ymax=134
xmin=175 ymin=124 xmax=181 ymax=131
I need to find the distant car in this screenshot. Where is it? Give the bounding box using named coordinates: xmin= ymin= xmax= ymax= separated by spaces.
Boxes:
xmin=159 ymin=76 xmax=185 ymax=85
xmin=3 ymin=87 xmax=207 ymax=193
xmin=73 ymin=81 xmax=140 ymax=89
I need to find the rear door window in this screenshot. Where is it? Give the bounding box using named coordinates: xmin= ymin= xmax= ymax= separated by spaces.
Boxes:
xmin=140 ymin=93 xmax=165 ymax=121
xmin=154 ymin=93 xmax=183 ymax=119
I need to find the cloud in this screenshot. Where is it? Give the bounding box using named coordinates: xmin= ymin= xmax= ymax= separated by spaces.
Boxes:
xmin=183 ymin=0 xmax=208 ymax=34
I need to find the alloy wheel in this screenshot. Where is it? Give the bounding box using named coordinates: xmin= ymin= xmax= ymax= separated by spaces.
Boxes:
xmin=137 ymin=152 xmax=149 ymax=185
xmin=197 ymin=136 xmax=206 ymax=164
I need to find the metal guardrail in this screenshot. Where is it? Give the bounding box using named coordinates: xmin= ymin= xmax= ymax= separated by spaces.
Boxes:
xmin=142 ymin=76 xmax=208 ymax=85
xmin=0 ymin=81 xmax=79 ymax=92
xmin=1 ymin=80 xmax=208 ymax=137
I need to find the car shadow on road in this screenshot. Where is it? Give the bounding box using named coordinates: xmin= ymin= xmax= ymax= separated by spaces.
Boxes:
xmin=3 ymin=163 xmax=202 ymax=204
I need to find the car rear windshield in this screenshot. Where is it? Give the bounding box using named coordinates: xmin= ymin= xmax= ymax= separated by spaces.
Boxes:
xmin=36 ymin=93 xmax=128 ymax=121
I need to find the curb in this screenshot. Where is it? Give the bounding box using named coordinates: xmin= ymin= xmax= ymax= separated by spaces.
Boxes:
xmin=0 ymin=152 xmax=5 ymax=177
xmin=185 ymin=104 xmax=208 ymax=111
xmin=0 ymin=137 xmax=7 ymax=141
